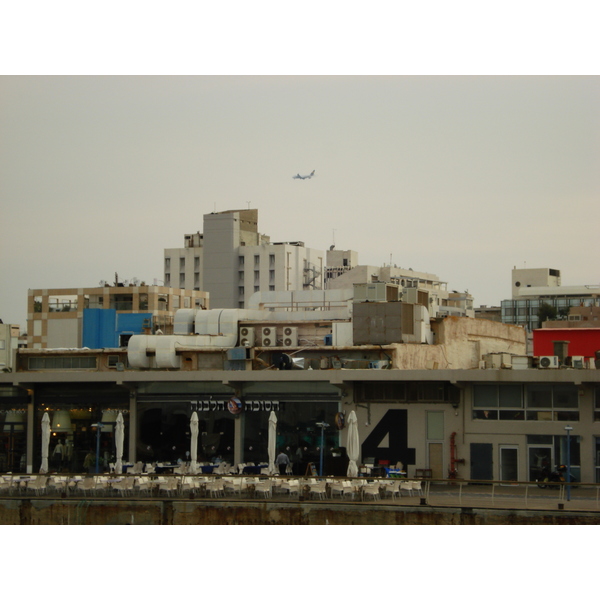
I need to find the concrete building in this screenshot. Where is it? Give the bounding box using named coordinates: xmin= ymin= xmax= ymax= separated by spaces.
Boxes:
xmin=0 ymin=323 xmax=20 ymax=372
xmin=542 ymin=305 xmax=600 ymax=329
xmin=501 ymin=267 xmax=600 ymax=331
xmin=27 ymin=285 xmax=208 ymax=349
xmin=5 ymin=290 xmax=569 ymax=480
xmin=326 ymin=261 xmax=474 ymax=318
xmin=164 ymin=209 xmax=325 ymax=309
xmin=1 ymin=313 xmax=597 ymax=482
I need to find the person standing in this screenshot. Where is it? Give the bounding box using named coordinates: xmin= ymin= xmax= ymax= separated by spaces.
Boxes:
xmin=275 ymin=450 xmax=290 ymax=475
xmin=53 ymin=440 xmax=64 ymax=470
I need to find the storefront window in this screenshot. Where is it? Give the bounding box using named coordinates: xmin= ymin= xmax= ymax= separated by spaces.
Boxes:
xmin=137 ymin=399 xmax=235 ymax=464
xmin=244 ymin=401 xmax=340 ymax=474
xmin=0 ymin=386 xmax=29 ymax=472
xmin=34 ymin=385 xmax=129 ymax=473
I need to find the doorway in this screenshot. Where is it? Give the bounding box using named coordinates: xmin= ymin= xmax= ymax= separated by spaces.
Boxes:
xmin=499 ymin=446 xmax=518 ymax=482
xmin=470 ymin=443 xmax=493 ymax=480
xmin=428 ymin=443 xmax=444 ymax=479
xmin=528 ymin=445 xmax=553 ymax=482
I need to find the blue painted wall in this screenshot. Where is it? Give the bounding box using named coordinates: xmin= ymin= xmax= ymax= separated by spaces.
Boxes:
xmin=82 ymin=309 xmax=118 ymax=348
xmin=82 ymin=309 xmax=153 ymax=348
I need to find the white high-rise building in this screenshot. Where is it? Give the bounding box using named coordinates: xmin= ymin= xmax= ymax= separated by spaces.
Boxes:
xmin=164 ymin=209 xmax=325 ymax=309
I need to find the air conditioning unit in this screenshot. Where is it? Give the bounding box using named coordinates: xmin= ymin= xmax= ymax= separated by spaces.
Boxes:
xmin=571 ymin=356 xmax=585 ymax=369
xmin=261 ymin=326 xmax=277 ymax=347
xmin=239 ymin=326 xmax=255 ymax=348
xmin=539 ymin=355 xmax=559 ymax=369
xmin=282 ymin=326 xmax=298 ymax=347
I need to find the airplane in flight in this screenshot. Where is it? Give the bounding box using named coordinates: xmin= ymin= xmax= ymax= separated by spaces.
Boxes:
xmin=293 ymin=170 xmax=315 ymax=180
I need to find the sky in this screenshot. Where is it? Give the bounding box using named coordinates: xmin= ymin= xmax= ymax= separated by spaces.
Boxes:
xmin=2 ymin=75 xmax=598 ymax=330
xmin=1 ymin=4 xmax=599 ymax=335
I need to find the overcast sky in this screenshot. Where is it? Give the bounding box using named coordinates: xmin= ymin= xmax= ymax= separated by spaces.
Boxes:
xmin=1 ymin=4 xmax=599 ymax=332
xmin=1 ymin=75 xmax=599 ymax=329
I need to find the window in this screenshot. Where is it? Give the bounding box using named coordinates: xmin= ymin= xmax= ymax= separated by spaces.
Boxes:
xmin=269 ymin=270 xmax=275 ymax=284
xmin=526 ymin=385 xmax=578 ymax=421
xmin=28 ymin=356 xmax=97 ymax=370
xmin=595 ymin=388 xmax=600 ymax=421
xmin=165 ymin=257 xmax=170 ymax=270
xmin=239 ymin=286 xmax=244 ymax=297
xmin=254 ymin=255 xmax=260 ymax=267
xmin=179 ymin=257 xmax=185 ymax=271
xmin=179 ymin=273 xmax=185 ymax=287
xmin=254 ymin=286 xmax=259 ymax=293
xmin=107 ymin=355 xmax=120 ymax=368
xmin=239 ymin=256 xmax=245 ymax=268
xmin=194 ymin=257 xmax=200 ymax=271
xmin=269 ymin=254 xmax=275 ymax=268
xmin=473 ymin=385 xmax=524 ymax=420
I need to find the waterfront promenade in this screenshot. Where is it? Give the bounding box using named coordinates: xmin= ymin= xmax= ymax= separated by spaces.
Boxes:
xmin=2 ymin=474 xmax=599 ymax=524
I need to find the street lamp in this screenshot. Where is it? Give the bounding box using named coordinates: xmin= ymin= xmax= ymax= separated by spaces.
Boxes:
xmin=564 ymin=425 xmax=573 ymax=501
xmin=316 ymin=421 xmax=329 ymax=477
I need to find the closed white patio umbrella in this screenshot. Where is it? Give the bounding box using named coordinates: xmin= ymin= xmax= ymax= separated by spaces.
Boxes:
xmin=190 ymin=412 xmax=199 ymax=474
xmin=40 ymin=412 xmax=50 ymax=473
xmin=346 ymin=410 xmax=359 ymax=477
xmin=268 ymin=411 xmax=277 ymax=475
xmin=115 ymin=412 xmax=125 ymax=474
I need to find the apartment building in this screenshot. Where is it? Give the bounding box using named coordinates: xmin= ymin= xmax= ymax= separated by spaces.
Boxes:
xmin=27 ymin=285 xmax=208 ymax=349
xmin=501 ymin=267 xmax=600 ymax=330
xmin=164 ymin=209 xmax=325 ymax=309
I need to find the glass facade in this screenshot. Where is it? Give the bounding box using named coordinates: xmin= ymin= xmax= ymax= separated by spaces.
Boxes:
xmin=502 ymin=296 xmax=600 ymax=330
xmin=34 ymin=384 xmax=130 ymax=473
xmin=0 ymin=387 xmax=29 ymax=472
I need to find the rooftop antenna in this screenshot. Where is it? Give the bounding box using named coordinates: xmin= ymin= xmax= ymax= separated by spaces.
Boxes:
xmin=246 ymin=201 xmax=251 ymax=209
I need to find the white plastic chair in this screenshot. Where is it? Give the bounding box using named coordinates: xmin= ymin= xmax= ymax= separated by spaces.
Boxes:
xmin=411 ymin=480 xmax=423 ymax=496
xmin=309 ymin=481 xmax=327 ymax=500
xmin=342 ymin=481 xmax=358 ymax=500
xmin=400 ymin=480 xmax=413 ymax=496
xmin=361 ymin=482 xmax=381 ymax=501
xmin=206 ymin=480 xmax=225 ymax=498
xmin=329 ymin=481 xmax=345 ymax=499
xmin=0 ymin=476 xmax=14 ymax=496
xmin=254 ymin=480 xmax=272 ymax=498
xmin=27 ymin=476 xmax=48 ymax=496
xmin=281 ymin=479 xmax=300 ymax=497
xmin=113 ymin=477 xmax=135 ymax=497
xmin=383 ymin=480 xmax=400 ymax=499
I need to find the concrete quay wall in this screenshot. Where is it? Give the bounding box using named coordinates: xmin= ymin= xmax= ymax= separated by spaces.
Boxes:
xmin=2 ymin=498 xmax=600 ymax=525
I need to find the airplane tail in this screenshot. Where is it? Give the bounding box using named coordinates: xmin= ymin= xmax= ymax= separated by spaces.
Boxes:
xmin=310 ymin=170 xmax=315 ymax=176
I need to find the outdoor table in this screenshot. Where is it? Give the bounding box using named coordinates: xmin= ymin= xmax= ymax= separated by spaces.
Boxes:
xmin=242 ymin=465 xmax=268 ymax=474
xmin=155 ymin=464 xmax=178 ymax=473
